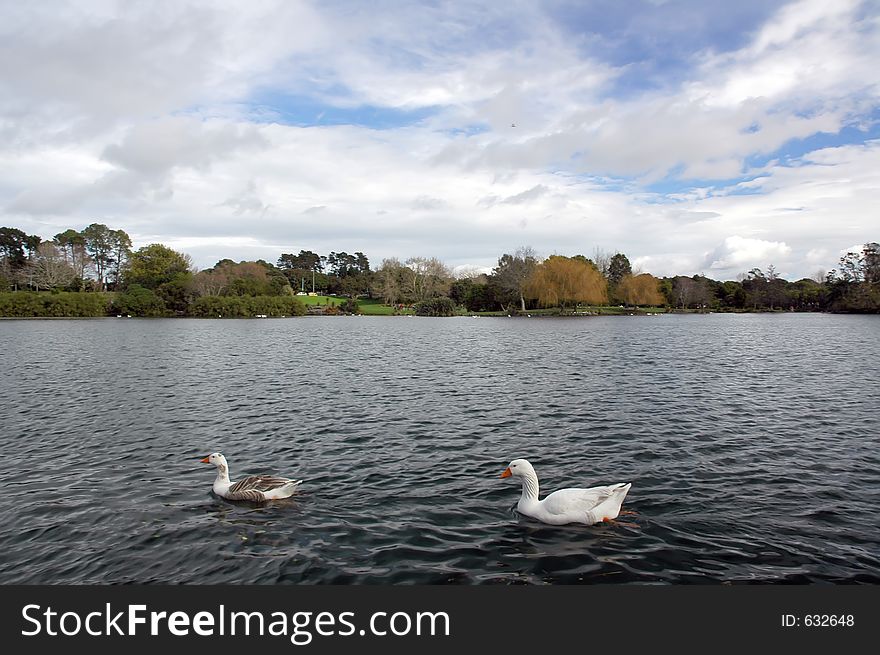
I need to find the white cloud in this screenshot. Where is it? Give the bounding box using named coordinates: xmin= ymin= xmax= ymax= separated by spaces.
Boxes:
xmin=805 ymin=248 xmax=829 ymax=263
xmin=704 ymin=236 xmax=793 ymax=274
xmin=498 ymin=185 xmax=552 ymax=205
xmin=219 ymin=180 xmax=269 ymax=217
xmin=0 ymin=0 xmax=878 ymax=282
xmin=0 ymin=1 xmax=327 ymax=131
xmin=102 ymin=117 xmax=266 ymax=180
xmin=691 ymin=0 xmax=876 ymax=111
xmin=411 ymin=195 xmax=449 ymax=211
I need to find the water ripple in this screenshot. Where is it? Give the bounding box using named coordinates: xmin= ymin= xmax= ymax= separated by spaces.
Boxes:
xmin=0 ymin=314 xmax=878 ymax=584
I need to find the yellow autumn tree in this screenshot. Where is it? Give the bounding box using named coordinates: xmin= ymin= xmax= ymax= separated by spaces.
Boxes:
xmin=617 ymin=273 xmax=664 ymax=306
xmin=525 ymin=255 xmax=608 ymax=309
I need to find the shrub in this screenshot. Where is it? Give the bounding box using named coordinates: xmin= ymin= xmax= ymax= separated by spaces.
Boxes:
xmin=0 ymin=291 xmax=112 ymax=317
xmin=0 ymin=292 xmax=41 ymax=316
xmin=189 ymin=295 xmax=306 ymax=317
xmin=112 ymin=285 xmax=168 ymax=317
xmin=338 ymin=298 xmax=360 ymax=314
xmin=414 ymin=296 xmax=457 ymax=316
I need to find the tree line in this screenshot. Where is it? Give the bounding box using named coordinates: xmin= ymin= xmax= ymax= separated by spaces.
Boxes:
xmin=1 ymin=224 xmax=878 ymax=316
xmin=1 ymin=224 xmax=132 ymax=292
xmin=370 ymin=246 xmax=880 ymax=315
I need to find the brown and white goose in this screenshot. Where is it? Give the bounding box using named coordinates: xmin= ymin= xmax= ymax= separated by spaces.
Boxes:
xmin=200 ymin=452 xmax=302 ymax=502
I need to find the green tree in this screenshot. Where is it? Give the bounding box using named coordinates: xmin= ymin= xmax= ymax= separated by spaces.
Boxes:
xmin=0 ymin=227 xmax=41 ymax=284
xmin=607 ymin=253 xmax=632 ymax=289
xmin=464 ymin=281 xmax=502 ymax=312
xmin=326 ymin=251 xmax=370 ymax=277
xmin=0 ymin=257 xmax=12 ymax=291
xmin=338 ymin=297 xmax=360 ymax=314
xmin=414 ymin=296 xmax=456 ymax=316
xmin=108 ymin=229 xmax=132 ymax=290
xmin=125 ymin=244 xmax=192 ymax=289
xmin=278 ymin=250 xmax=323 ymax=272
xmin=864 ymin=242 xmax=880 ymax=284
xmin=277 ymin=250 xmax=328 ymax=293
xmin=113 ymin=284 xmax=167 ymax=317
xmin=54 ymin=229 xmax=91 ymax=286
xmin=227 ymin=261 xmax=272 ymax=296
xmin=789 ymin=278 xmax=823 ymax=311
xmin=82 ymin=223 xmax=114 ymax=289
xmin=337 ymin=274 xmax=366 ymax=299
xmin=825 ymin=243 xmax=880 ymax=312
xmin=672 ymin=275 xmax=714 ymax=309
xmin=449 ymin=278 xmax=474 ymax=305
xmin=719 ymin=280 xmax=747 ymax=309
xmin=764 ymin=264 xmax=789 ymax=309
xmin=373 ymin=258 xmax=410 ymax=305
xmin=192 ymin=260 xmax=291 ymax=298
xmin=124 ymin=244 xmax=193 ymax=314
xmin=742 ymin=268 xmax=767 ymax=309
xmin=830 ymin=242 xmax=880 ymax=285
xmin=492 ymin=246 xmax=537 ymax=312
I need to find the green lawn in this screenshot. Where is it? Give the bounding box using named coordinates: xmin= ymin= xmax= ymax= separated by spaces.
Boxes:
xmin=295 ymin=294 xmax=342 ymax=306
xmin=357 ymin=298 xmax=413 ymax=315
xmin=294 ymin=295 xmax=414 ymax=315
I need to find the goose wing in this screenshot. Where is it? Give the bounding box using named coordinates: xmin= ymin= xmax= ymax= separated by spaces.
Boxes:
xmin=229 ymin=475 xmax=300 ymax=494
xmin=540 ymin=486 xmax=616 ymax=516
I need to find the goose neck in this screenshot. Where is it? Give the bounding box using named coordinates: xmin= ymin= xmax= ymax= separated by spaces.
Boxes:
xmin=519 ymin=471 xmax=540 ymax=502
xmin=215 ymin=463 xmax=230 ymax=485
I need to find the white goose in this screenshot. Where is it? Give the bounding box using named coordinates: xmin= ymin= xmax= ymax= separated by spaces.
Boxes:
xmin=500 ymin=458 xmax=631 ymax=525
xmin=200 ymin=452 xmax=302 ymax=501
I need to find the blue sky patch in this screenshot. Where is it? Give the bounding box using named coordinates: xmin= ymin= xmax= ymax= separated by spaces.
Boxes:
xmin=247 ymin=92 xmax=439 ymax=129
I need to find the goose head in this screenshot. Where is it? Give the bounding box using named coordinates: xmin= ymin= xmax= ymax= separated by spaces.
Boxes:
xmin=500 ymin=458 xmax=535 ymax=479
xmin=200 ymin=452 xmax=228 ymax=470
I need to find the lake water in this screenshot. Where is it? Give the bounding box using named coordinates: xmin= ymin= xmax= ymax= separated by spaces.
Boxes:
xmin=0 ymin=313 xmax=878 ymax=584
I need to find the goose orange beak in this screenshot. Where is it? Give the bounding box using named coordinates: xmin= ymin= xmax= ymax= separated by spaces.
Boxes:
xmin=200 ymin=456 xmax=211 ymax=463
xmin=500 ymin=467 xmax=511 ymax=478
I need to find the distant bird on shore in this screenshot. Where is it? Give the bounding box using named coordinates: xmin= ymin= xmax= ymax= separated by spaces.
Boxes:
xmin=500 ymin=458 xmax=631 ymax=525
xmin=200 ymin=452 xmax=302 ymax=502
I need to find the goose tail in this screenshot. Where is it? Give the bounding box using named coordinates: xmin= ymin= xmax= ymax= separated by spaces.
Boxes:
xmin=264 ymin=479 xmax=303 ymax=500
xmin=606 ymin=482 xmax=632 ymax=519
xmin=613 ymin=482 xmax=632 ymax=502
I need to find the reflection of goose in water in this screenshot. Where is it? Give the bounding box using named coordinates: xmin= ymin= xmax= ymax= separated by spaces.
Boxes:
xmin=200 ymin=453 xmax=302 ymax=502
xmin=500 ymin=458 xmax=631 ymax=526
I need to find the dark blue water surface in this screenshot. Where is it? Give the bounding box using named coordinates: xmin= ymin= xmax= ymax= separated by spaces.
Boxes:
xmin=1 ymin=313 xmax=878 ymax=584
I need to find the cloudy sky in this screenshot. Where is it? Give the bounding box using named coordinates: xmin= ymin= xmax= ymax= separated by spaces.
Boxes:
xmin=1 ymin=0 xmax=878 ymax=280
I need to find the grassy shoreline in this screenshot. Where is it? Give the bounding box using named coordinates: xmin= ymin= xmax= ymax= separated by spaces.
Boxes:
xmin=0 ymin=291 xmax=837 ymax=318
